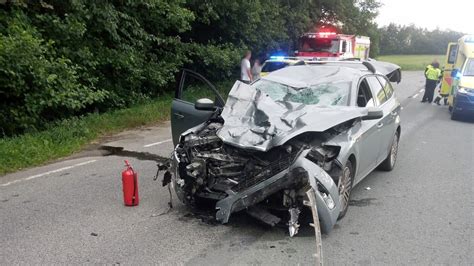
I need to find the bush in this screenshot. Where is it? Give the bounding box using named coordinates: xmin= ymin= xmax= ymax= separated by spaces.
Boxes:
xmin=0 ymin=10 xmax=107 ymax=134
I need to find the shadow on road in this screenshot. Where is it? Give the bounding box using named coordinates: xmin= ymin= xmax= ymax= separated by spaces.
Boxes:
xmin=98 ymin=145 xmax=170 ymax=163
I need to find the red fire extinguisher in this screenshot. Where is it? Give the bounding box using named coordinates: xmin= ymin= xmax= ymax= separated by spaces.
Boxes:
xmin=122 ymin=160 xmax=139 ymax=206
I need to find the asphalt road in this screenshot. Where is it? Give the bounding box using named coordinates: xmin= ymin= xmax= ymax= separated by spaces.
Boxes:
xmin=1 ymin=71 xmax=473 ymax=265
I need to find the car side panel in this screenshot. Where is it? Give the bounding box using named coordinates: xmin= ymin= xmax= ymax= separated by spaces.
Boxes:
xmin=352 ymin=119 xmax=382 ymax=182
xmin=376 ymin=96 xmax=400 ymax=161
xmin=376 ymin=76 xmax=401 ymax=162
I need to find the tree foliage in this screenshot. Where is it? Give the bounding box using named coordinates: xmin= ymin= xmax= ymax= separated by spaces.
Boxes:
xmin=379 ymin=24 xmax=464 ymax=55
xmin=0 ymin=0 xmax=380 ymax=135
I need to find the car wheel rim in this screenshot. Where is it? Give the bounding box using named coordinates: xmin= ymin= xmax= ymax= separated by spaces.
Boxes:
xmin=390 ymin=135 xmax=399 ymax=167
xmin=339 ymin=166 xmax=352 ymax=211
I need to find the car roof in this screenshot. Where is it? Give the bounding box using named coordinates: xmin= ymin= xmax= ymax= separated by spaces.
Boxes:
xmin=261 ymin=64 xmax=369 ymax=88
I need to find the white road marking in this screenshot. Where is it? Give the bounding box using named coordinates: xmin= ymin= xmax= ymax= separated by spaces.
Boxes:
xmin=412 ymin=93 xmax=419 ymax=98
xmin=143 ymin=138 xmax=172 ymax=148
xmin=0 ymin=159 xmax=97 ymax=187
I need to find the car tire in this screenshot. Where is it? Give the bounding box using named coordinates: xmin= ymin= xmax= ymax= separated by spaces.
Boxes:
xmin=451 ymin=111 xmax=459 ymax=120
xmin=451 ymin=99 xmax=459 ymax=120
xmin=337 ymin=160 xmax=354 ymax=220
xmin=379 ymin=131 xmax=399 ymax=171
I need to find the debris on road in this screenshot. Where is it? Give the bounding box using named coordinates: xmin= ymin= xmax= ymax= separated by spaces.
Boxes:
xmin=153 ymin=162 xmax=173 ymax=209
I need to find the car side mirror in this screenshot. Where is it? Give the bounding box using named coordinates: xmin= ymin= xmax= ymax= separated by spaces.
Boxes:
xmin=362 ymin=107 xmax=383 ymax=120
xmin=195 ymin=98 xmax=216 ymax=111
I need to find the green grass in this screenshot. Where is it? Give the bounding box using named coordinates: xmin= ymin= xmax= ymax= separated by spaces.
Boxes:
xmin=0 ymin=95 xmax=173 ymax=175
xmin=376 ymin=54 xmax=446 ymax=70
xmin=0 ymin=80 xmax=235 ymax=176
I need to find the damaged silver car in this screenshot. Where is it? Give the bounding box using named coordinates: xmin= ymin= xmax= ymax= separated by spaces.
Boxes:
xmin=169 ymin=61 xmax=401 ymax=236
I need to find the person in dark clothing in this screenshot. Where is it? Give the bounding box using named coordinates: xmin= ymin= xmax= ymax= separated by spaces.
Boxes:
xmin=421 ymin=61 xmax=442 ymax=103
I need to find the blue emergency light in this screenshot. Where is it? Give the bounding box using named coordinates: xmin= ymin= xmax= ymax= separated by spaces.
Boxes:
xmin=270 ymin=56 xmax=286 ymax=60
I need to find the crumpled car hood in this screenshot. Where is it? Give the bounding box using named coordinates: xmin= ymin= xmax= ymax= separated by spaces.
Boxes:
xmin=217 ymin=81 xmax=368 ymax=151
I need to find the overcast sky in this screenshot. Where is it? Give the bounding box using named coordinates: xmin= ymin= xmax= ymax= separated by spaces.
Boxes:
xmin=376 ymin=0 xmax=472 ymax=33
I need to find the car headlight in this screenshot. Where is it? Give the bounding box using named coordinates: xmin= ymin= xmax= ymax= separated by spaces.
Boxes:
xmin=321 ymin=192 xmax=335 ymax=210
xmin=317 ymin=183 xmax=336 ymax=210
xmin=458 ymin=87 xmax=474 ymax=94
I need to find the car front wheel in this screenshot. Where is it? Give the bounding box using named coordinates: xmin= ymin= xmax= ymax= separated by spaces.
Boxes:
xmin=337 ymin=160 xmax=354 ymax=220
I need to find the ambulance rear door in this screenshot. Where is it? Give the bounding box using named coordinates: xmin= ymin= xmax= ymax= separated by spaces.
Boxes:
xmin=441 ymin=42 xmax=458 ymax=96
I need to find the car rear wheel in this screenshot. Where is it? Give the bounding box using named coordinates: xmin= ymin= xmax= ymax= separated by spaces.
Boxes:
xmin=337 ymin=160 xmax=354 ymax=220
xmin=379 ymin=132 xmax=399 ymax=171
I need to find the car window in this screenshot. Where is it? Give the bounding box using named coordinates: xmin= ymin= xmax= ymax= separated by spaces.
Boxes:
xmin=254 ymin=79 xmax=350 ymax=106
xmin=367 ymin=76 xmax=387 ymax=105
xmin=261 ymin=62 xmax=289 ymax=72
xmin=377 ymin=76 xmax=394 ymax=99
xmin=299 ymin=37 xmax=340 ymax=53
xmin=463 ymin=58 xmax=474 ymax=76
xmin=447 ymin=44 xmax=458 ymax=64
xmin=181 ymin=73 xmax=219 ymax=104
xmin=356 ymin=79 xmax=375 ymax=107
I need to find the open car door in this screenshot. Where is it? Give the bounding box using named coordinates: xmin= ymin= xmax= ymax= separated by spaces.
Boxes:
xmin=368 ymin=60 xmax=402 ymax=83
xmin=171 ymin=69 xmax=225 ymax=146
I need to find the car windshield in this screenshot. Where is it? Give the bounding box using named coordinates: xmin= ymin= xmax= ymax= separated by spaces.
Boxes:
xmin=253 ymin=80 xmax=350 ymax=106
xmin=299 ymin=37 xmax=339 ymax=53
xmin=463 ymin=59 xmax=474 ymax=76
xmin=261 ymin=62 xmax=289 ymax=72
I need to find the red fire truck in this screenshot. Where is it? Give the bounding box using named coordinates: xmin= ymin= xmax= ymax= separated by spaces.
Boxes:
xmin=295 ymin=31 xmax=370 ymax=60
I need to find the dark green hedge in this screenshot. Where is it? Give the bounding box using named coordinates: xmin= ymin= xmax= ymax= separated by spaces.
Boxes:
xmin=379 ymin=24 xmax=464 ymax=55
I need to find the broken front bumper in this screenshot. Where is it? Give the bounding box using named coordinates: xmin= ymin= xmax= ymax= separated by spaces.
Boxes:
xmin=171 ymin=148 xmax=341 ymax=234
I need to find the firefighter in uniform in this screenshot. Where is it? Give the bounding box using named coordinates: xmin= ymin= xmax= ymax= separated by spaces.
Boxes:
xmin=421 ymin=61 xmax=442 ymax=103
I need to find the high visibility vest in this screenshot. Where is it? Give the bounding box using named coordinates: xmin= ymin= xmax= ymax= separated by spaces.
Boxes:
xmin=425 ymin=65 xmax=442 ymax=81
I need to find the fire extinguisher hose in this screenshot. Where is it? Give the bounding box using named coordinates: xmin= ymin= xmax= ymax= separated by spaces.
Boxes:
xmin=133 ymin=171 xmax=138 ymax=205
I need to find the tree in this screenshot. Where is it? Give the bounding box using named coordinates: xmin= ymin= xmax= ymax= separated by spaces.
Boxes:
xmin=378 ymin=23 xmax=465 ymax=55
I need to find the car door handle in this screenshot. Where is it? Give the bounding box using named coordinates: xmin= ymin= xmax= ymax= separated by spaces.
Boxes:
xmin=377 ymin=122 xmax=384 ymax=128
xmin=174 ymin=112 xmax=184 ymax=119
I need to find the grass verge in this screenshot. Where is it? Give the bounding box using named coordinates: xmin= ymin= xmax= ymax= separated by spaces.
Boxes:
xmin=0 ymin=94 xmax=173 ymax=176
xmin=376 ymin=54 xmax=445 ymax=70
xmin=0 ymin=80 xmax=235 ymax=176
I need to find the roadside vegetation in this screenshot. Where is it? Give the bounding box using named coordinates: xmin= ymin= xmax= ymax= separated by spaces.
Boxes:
xmin=0 ymin=96 xmax=171 ymax=175
xmin=377 ymin=54 xmax=446 ymax=71
xmin=378 ymin=24 xmax=463 ymax=55
xmin=0 ymin=80 xmax=234 ymax=175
